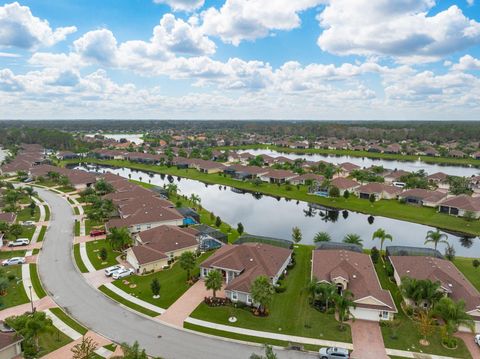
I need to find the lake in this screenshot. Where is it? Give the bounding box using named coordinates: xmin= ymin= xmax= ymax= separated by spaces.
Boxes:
xmin=240 ymin=149 xmax=480 ymax=177
xmin=76 ymin=164 xmax=480 ymax=258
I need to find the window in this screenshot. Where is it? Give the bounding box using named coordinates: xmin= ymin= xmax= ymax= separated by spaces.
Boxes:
xmin=136 ymin=225 xmax=141 ymax=231
xmin=146 ymin=224 xmax=151 ymax=229
xmin=382 ymin=311 xmax=389 ymax=318
xmin=246 ymin=295 xmax=252 ymax=304
xmin=231 ymin=292 xmax=238 ymax=301
xmin=202 ymin=268 xmax=207 ymax=277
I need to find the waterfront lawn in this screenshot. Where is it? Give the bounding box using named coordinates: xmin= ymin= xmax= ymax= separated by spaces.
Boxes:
xmin=453 ymin=257 xmax=480 ymax=292
xmin=112 ymin=251 xmax=214 ymax=309
xmin=374 ymin=260 xmax=471 ymax=358
xmin=0 ymin=265 xmax=29 ymax=309
xmin=190 ymin=245 xmax=352 ymax=343
xmin=17 ymin=206 xmax=40 ymax=222
xmin=86 ymin=239 xmax=119 ymax=270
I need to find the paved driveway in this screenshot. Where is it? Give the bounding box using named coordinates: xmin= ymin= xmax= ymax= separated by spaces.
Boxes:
xmin=350 ymin=320 xmax=388 ymax=359
xmin=455 ymin=332 xmax=480 ymax=359
xmin=36 ymin=188 xmax=316 ymax=359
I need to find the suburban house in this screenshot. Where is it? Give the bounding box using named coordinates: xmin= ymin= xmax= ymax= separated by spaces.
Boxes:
xmin=389 ymin=252 xmax=480 ymax=331
xmin=338 ymin=162 xmax=361 ymax=177
xmin=57 ymin=151 xmax=81 ymax=160
xmin=0 ymin=331 xmax=22 ymax=359
xmin=438 ymin=195 xmax=480 ymax=218
xmin=223 ymin=164 xmax=269 ymax=180
xmin=0 ymin=144 xmax=45 ymax=176
xmin=330 ymin=177 xmax=360 ymax=195
xmin=469 ymin=175 xmax=480 ymax=193
xmin=0 ymin=212 xmax=16 ymax=224
xmin=188 ymin=159 xmax=225 ymax=174
xmin=427 ymin=172 xmax=450 ymax=190
xmin=312 ymin=248 xmax=397 ymax=321
xmin=290 ymin=173 xmax=325 ymax=185
xmin=29 ymin=164 xmax=97 ymax=190
xmin=259 ymin=169 xmax=298 ymax=184
xmin=126 ymin=225 xmax=199 ymax=274
xmin=200 ymin=243 xmax=292 ymax=305
xmin=355 ymin=183 xmax=402 ymax=200
xmin=91 ymin=149 xmax=127 ymax=160
xmin=384 ymin=170 xmax=410 ymax=185
xmin=398 ymin=189 xmax=447 ymax=207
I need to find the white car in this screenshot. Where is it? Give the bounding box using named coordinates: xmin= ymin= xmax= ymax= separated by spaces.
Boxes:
xmin=475 ymin=334 xmax=480 ymax=346
xmin=7 ymin=238 xmax=30 ymax=247
xmin=2 ymin=257 xmax=26 ymax=266
xmin=112 ymin=268 xmax=134 ymax=280
xmin=104 ymin=265 xmax=124 ymax=277
xmin=22 ymin=221 xmax=35 ymax=226
xmin=319 ymin=347 xmax=350 ymax=359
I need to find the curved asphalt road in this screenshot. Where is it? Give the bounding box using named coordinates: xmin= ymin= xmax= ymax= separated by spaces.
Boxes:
xmin=36 ymin=188 xmax=315 ymax=359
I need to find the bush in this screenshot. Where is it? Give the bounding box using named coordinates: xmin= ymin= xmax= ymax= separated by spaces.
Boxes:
xmin=473 ymin=259 xmax=480 ymax=269
xmin=371 ymin=247 xmax=380 ymax=264
xmin=204 ymin=296 xmax=230 ymax=307
xmin=343 ymin=190 xmax=350 ymax=199
xmin=274 ymin=281 xmax=287 ymax=293
xmin=385 ymin=261 xmax=394 ymax=277
xmin=442 ymin=337 xmax=457 ymax=349
xmin=7 ymin=274 xmax=15 ymax=281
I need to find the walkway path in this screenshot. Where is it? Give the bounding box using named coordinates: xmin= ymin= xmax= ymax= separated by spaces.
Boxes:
xmin=36 ymin=187 xmax=315 ymax=359
xmin=21 ymin=263 xmax=39 ymax=301
xmin=0 ymin=296 xmax=56 ymax=321
xmin=79 ymin=242 xmax=96 ymax=272
xmin=104 ymin=282 xmax=165 ymax=314
xmin=455 ymin=332 xmax=480 ymax=359
xmin=350 ymin=320 xmax=388 ymax=359
xmin=160 ymin=280 xmax=222 ymax=327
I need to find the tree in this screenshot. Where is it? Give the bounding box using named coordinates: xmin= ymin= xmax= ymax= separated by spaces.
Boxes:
xmin=107 ymin=227 xmax=132 ymax=251
xmin=111 ymin=341 xmax=148 ymax=359
xmin=370 ymin=247 xmax=380 ymax=264
xmin=150 ymin=278 xmax=161 ymax=297
xmin=424 ymin=229 xmax=448 ymax=251
xmin=29 ymin=201 xmax=36 ymax=217
xmin=313 ymin=231 xmax=331 ymax=243
xmin=71 ymin=335 xmax=98 ymax=359
xmin=328 ymin=186 xmax=340 ymax=198
xmin=343 ymin=233 xmax=363 ymax=246
xmin=23 ymin=186 xmax=36 ymax=198
xmin=473 ymin=259 xmax=480 ymax=269
xmin=249 ymin=345 xmax=278 ymax=359
xmin=291 ymin=226 xmax=302 ymax=243
xmin=400 ymin=277 xmax=443 ymax=309
xmin=189 ymin=193 xmax=201 ymax=208
xmin=215 ymin=216 xmax=222 ymax=227
xmin=237 ymin=222 xmax=244 ymax=235
xmin=343 ymin=190 xmax=350 ymax=199
xmin=205 ymin=269 xmax=223 ymax=298
xmin=372 ymin=228 xmax=393 ymax=253
xmin=308 ymin=280 xmax=336 ymax=312
xmin=369 ymin=193 xmax=376 ymax=203
xmin=99 ymin=247 xmax=108 ymax=261
xmin=6 ymin=311 xmax=54 ymax=353
xmin=464 ymin=210 xmax=476 ymax=222
xmin=179 ymin=251 xmax=196 ymax=281
xmin=251 ymin=275 xmax=275 ymax=315
xmin=417 ymin=310 xmax=435 ymax=346
xmin=444 ymin=243 xmax=456 ymax=261
xmin=94 ymin=179 xmax=114 ymax=195
xmin=432 ymin=297 xmax=474 ymax=343
xmin=334 ymin=290 xmax=356 ymax=331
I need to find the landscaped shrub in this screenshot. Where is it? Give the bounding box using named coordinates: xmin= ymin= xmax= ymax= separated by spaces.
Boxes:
xmin=274 ymin=281 xmax=287 ymax=293
xmin=371 ymin=247 xmax=380 ymax=264
xmin=204 ymin=296 xmax=230 ymax=307
xmin=7 ymin=274 xmax=15 ymax=281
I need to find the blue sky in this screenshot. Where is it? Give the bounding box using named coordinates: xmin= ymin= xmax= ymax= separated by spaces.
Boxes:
xmin=0 ymin=0 xmax=479 ymax=120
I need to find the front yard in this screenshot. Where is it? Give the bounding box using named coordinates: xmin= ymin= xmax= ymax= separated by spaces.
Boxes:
xmin=189 ymin=245 xmax=352 ymax=343
xmin=16 ymin=206 xmax=40 ymax=222
xmin=112 ymin=251 xmax=214 ymax=309
xmin=86 ymin=239 xmax=119 ymax=270
xmin=0 ymin=264 xmax=29 ymax=309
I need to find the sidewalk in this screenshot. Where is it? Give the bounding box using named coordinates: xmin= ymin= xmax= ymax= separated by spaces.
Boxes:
xmin=0 ymin=296 xmax=56 ymax=321
xmin=103 ymin=283 xmax=165 ymax=314
xmin=79 ymin=242 xmax=96 ymax=272
xmin=21 ymin=263 xmax=39 ymax=301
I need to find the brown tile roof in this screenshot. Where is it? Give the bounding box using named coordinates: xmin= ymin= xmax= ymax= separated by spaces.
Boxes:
xmin=390 ymin=255 xmax=480 ymax=317
xmin=331 ymin=177 xmax=360 ymax=190
xmin=340 ymin=162 xmax=361 ymax=172
xmin=137 ymin=225 xmax=198 ymax=253
xmin=399 ymin=189 xmax=447 ymax=203
xmin=357 ymin=183 xmax=402 ymax=196
xmin=385 ymin=170 xmax=410 ymax=181
xmin=440 ymin=195 xmax=480 ymax=212
xmin=291 ymin=173 xmax=325 ymax=183
xmin=0 ymin=212 xmax=16 ymax=224
xmin=312 ymin=249 xmax=396 ymax=312
xmin=107 ymin=206 xmax=183 ymax=228
xmin=427 ymin=172 xmax=448 ymax=182
xmin=264 ymin=169 xmax=297 ymax=180
xmin=131 ymin=245 xmax=168 ymax=265
xmin=201 ymin=243 xmax=292 ymax=293
xmin=0 ymin=331 xmax=21 ymax=350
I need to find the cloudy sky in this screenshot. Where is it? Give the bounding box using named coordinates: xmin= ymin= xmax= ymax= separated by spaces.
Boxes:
xmin=0 ymin=0 xmax=479 ymax=120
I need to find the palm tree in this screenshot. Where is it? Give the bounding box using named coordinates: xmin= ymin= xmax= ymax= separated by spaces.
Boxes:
xmin=189 ymin=193 xmax=201 ymax=208
xmin=165 ymin=183 xmax=178 ymax=197
xmin=372 ymin=228 xmax=393 ymax=253
xmin=313 ymin=231 xmax=331 ymax=243
xmin=343 ymin=233 xmax=363 ymax=246
xmin=6 ymin=311 xmax=54 ymax=352
xmin=179 ymin=251 xmax=196 ymax=281
xmin=334 ymin=290 xmax=356 ymax=330
xmin=251 ymin=275 xmax=275 ymax=315
xmin=291 ymin=226 xmax=302 ymax=243
xmin=432 ymin=297 xmax=474 ymax=342
xmin=424 ymin=229 xmax=448 ymax=251
xmin=317 ymin=282 xmax=337 ymax=312
xmin=205 ymin=269 xmax=223 ymax=298
xmin=107 ymin=227 xmax=132 ymax=251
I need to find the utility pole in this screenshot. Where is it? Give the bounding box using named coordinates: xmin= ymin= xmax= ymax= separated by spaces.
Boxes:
xmin=29 ymin=285 xmax=34 ymax=313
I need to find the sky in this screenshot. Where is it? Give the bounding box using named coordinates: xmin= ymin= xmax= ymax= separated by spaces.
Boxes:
xmin=0 ymin=0 xmax=480 ymax=120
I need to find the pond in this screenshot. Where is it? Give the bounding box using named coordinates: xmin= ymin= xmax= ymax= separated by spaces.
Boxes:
xmin=240 ymin=149 xmax=480 ymax=177
xmin=76 ymin=164 xmax=480 ymax=258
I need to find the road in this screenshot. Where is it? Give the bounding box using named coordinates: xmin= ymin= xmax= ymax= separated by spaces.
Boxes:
xmin=36 ymin=188 xmax=316 ymax=359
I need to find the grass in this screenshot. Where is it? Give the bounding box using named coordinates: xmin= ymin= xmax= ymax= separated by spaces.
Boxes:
xmin=16 ymin=206 xmax=40 ymax=222
xmin=37 ymin=226 xmax=47 ymax=242
xmin=112 ymin=251 xmax=214 ymax=309
xmin=0 ymin=265 xmax=29 ymax=309
xmin=98 ymin=285 xmax=160 ymax=317
xmin=37 ymin=329 xmax=72 ymax=357
xmin=67 ymin=197 xmax=75 ymax=205
xmin=62 ymin=158 xmax=480 ymax=236
xmin=184 ymin=322 xmax=321 ymax=352
xmin=0 ymin=250 xmax=26 ymax=259
xmin=32 ymin=248 xmax=40 ymax=255
xmin=44 ymin=205 xmax=50 ymax=221
xmin=73 ymin=243 xmax=89 ymax=273
xmin=453 ymin=257 xmax=480 ymax=292
xmin=103 ymin=343 xmax=117 ymax=352
xmin=190 ymin=245 xmax=352 ymax=343
xmin=29 ymin=263 xmax=47 ymax=298
xmin=374 ymin=260 xmax=471 ymax=358
xmin=56 ymin=185 xmax=76 ymax=193
xmin=74 ymin=220 xmax=80 ymax=236
xmin=49 ymin=307 xmax=88 ymax=335
xmin=86 ymin=239 xmax=119 ymax=270
xmin=85 ymin=219 xmax=103 ymax=235
xmin=74 ymin=206 xmax=80 ymax=215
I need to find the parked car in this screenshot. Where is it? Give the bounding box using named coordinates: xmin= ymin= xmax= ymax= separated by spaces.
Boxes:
xmin=7 ymin=238 xmax=30 ymax=247
xmin=90 ymin=229 xmax=106 ymax=237
xmin=112 ymin=268 xmax=134 ymax=280
xmin=22 ymin=220 xmax=35 ymax=226
xmin=475 ymin=334 xmax=480 ymax=346
xmin=104 ymin=265 xmax=124 ymax=277
xmin=319 ymin=347 xmax=349 ymax=359
xmin=2 ymin=257 xmax=26 ymax=266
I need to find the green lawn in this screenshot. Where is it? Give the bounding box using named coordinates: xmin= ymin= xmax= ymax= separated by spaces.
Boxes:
xmin=62 ymin=158 xmax=480 ymax=236
xmin=74 ymin=206 xmax=80 ymax=215
xmin=453 ymin=257 xmax=480 ymax=291
xmin=85 ymin=219 xmax=103 ymax=235
xmin=374 ymin=260 xmax=471 ymax=358
xmin=49 ymin=307 xmax=88 ymax=335
xmin=86 ymin=239 xmax=119 ymax=270
xmin=16 ymin=206 xmax=40 ymax=222
xmin=37 ymin=226 xmax=47 ymax=242
xmin=74 ymin=220 xmax=80 ymax=236
xmin=56 ymin=185 xmax=76 ymax=193
xmin=29 ymin=264 xmax=47 ymax=298
xmin=32 ymin=248 xmax=40 ymax=255
xmin=73 ymin=244 xmax=89 ymax=273
xmin=0 ymin=265 xmax=29 ymax=309
xmin=37 ymin=329 xmax=72 ymax=357
xmin=0 ymin=250 xmax=26 ymax=259
xmin=112 ymin=251 xmax=214 ymax=309
xmin=44 ymin=205 xmax=50 ymax=221
xmin=19 ymin=226 xmax=36 ymax=240
xmin=98 ymin=285 xmax=159 ymax=317
xmin=190 ymin=246 xmax=352 ymax=343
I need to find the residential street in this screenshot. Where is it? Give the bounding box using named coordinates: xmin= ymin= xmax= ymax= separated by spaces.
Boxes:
xmin=36 ymin=188 xmax=316 ymax=359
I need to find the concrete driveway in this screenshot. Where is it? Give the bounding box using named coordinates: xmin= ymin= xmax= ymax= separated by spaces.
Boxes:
xmin=36 ymin=187 xmax=316 ymax=359
xmin=350 ymin=320 xmax=388 ymax=359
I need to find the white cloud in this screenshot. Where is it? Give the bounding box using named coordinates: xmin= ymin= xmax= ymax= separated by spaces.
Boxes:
xmin=200 ymin=0 xmax=324 ymax=45
xmin=74 ymin=29 xmax=118 ymax=66
xmin=0 ymin=52 xmax=20 ymax=58
xmin=317 ymin=0 xmax=480 ymax=62
xmin=154 ymin=0 xmax=204 ymax=11
xmin=0 ymin=2 xmax=76 ymax=50
xmin=451 ymin=55 xmax=480 ymax=71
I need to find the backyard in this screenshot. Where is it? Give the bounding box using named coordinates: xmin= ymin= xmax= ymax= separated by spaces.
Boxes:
xmin=189 ymin=245 xmax=352 ymax=343
xmin=453 ymin=257 xmax=480 ymax=292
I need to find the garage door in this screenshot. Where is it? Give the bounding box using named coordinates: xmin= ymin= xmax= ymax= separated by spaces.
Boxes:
xmin=351 ymin=307 xmax=381 ymax=321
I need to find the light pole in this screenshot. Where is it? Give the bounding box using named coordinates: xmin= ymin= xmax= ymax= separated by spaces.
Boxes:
xmin=29 ymin=285 xmax=34 ymax=313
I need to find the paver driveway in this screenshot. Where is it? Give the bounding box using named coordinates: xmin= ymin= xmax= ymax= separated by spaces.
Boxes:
xmin=350 ymin=320 xmax=388 ymax=359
